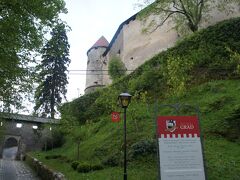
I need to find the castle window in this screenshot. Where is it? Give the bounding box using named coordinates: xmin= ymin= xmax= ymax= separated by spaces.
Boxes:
xmin=87 ymin=60 xmax=90 ymax=64
xmin=118 ymin=50 xmax=121 ymax=54
xmin=94 ymin=81 xmax=98 ymax=85
xmin=130 ymin=57 xmax=134 ymax=60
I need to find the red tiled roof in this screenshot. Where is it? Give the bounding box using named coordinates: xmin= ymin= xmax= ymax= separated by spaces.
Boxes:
xmin=87 ymin=36 xmax=109 ymax=55
xmin=91 ymin=36 xmax=109 ymax=48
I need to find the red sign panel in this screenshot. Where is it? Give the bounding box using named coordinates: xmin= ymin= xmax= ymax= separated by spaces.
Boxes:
xmin=157 ymin=116 xmax=200 ymax=138
xmin=157 ymin=115 xmax=206 ymax=180
xmin=111 ymin=112 xmax=121 ymax=122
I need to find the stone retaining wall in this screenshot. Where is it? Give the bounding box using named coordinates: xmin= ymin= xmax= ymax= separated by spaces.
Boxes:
xmin=25 ymin=154 xmax=66 ymax=180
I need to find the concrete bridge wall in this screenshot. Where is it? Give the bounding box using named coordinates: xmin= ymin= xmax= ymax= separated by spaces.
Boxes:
xmin=0 ymin=119 xmax=53 ymax=159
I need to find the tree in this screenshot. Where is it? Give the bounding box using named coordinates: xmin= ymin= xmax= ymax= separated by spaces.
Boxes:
xmin=136 ymin=0 xmax=240 ymax=33
xmin=34 ymin=22 xmax=70 ymax=119
xmin=72 ymin=130 xmax=86 ymax=160
xmin=108 ymin=56 xmax=126 ymax=81
xmin=0 ymin=0 xmax=67 ymax=111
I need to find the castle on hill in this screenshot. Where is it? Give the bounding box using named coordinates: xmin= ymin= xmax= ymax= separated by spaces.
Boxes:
xmin=85 ymin=5 xmax=240 ymax=94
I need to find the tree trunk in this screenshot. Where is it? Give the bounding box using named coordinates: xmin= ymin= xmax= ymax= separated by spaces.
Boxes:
xmin=50 ymin=76 xmax=55 ymax=119
xmin=77 ymin=142 xmax=80 ymax=160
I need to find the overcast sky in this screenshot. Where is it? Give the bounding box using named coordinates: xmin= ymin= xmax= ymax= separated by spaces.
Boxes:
xmin=60 ymin=0 xmax=139 ymax=101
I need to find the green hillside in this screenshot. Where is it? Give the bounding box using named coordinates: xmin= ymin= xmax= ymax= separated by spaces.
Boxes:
xmin=31 ymin=17 xmax=240 ymax=180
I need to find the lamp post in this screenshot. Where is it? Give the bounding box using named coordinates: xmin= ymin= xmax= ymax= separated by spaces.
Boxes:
xmin=118 ymin=93 xmax=132 ymax=180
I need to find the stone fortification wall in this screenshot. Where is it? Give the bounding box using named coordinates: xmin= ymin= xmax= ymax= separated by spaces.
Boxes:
xmin=0 ymin=120 xmax=52 ymax=159
xmin=121 ymin=17 xmax=178 ymax=71
xmin=102 ymin=30 xmax=124 ymax=86
xmin=85 ymin=4 xmax=240 ymax=91
xmin=108 ymin=30 xmax=124 ymax=58
xmin=200 ymin=6 xmax=240 ymax=29
xmin=85 ymin=47 xmax=107 ymax=94
xmin=104 ymin=7 xmax=240 ymax=79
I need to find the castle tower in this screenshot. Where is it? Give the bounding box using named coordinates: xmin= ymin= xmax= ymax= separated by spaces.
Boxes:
xmin=85 ymin=36 xmax=109 ymax=94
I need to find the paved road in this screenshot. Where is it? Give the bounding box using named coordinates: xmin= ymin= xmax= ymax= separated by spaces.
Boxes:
xmin=0 ymin=158 xmax=40 ymax=180
xmin=0 ymin=147 xmax=40 ymax=179
xmin=2 ymin=147 xmax=18 ymax=160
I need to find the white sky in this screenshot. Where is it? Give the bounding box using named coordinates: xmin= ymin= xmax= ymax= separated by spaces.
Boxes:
xmin=60 ymin=0 xmax=139 ymax=101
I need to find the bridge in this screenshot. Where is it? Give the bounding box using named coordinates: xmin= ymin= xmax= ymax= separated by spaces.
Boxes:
xmin=0 ymin=112 xmax=58 ymax=160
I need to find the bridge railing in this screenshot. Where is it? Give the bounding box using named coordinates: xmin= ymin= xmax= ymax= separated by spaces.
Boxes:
xmin=0 ymin=112 xmax=59 ymax=124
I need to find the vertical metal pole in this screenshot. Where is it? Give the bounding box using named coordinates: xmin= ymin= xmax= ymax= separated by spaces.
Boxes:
xmin=154 ymin=100 xmax=161 ymax=180
xmin=124 ymin=107 xmax=127 ymax=180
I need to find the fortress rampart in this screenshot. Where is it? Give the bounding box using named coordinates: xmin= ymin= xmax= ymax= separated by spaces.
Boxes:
xmin=85 ymin=4 xmax=240 ymax=94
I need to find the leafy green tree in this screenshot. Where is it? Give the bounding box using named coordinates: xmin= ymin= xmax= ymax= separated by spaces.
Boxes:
xmin=34 ymin=22 xmax=70 ymax=119
xmin=108 ymin=56 xmax=126 ymax=81
xmin=0 ymin=0 xmax=67 ymax=111
xmin=71 ymin=129 xmax=86 ymax=160
xmin=137 ymin=0 xmax=239 ymax=33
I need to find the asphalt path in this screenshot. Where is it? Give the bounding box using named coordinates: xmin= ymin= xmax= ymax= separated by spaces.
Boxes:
xmin=0 ymin=147 xmax=40 ymax=180
xmin=2 ymin=147 xmax=18 ymax=160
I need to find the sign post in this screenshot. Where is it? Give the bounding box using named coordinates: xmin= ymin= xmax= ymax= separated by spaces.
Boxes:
xmin=157 ymin=115 xmax=206 ymax=180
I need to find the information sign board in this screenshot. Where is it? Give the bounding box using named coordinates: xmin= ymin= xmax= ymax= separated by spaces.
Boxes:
xmin=157 ymin=116 xmax=206 ymax=180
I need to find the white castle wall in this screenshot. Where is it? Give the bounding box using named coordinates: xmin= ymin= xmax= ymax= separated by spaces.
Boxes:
xmin=85 ymin=47 xmax=107 ymax=94
xmin=122 ymin=17 xmax=178 ymax=71
xmin=85 ymin=4 xmax=240 ymax=92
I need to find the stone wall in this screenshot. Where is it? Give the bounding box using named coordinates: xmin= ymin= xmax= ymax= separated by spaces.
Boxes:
xmin=85 ymin=47 xmax=107 ymax=93
xmin=102 ymin=7 xmax=240 ymax=85
xmin=122 ymin=17 xmax=178 ymax=71
xmin=85 ymin=4 xmax=240 ymax=90
xmin=0 ymin=120 xmax=52 ymax=158
xmin=26 ymin=155 xmax=65 ymax=180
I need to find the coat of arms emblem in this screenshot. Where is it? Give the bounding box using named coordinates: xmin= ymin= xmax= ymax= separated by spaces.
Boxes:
xmin=166 ymin=120 xmax=177 ymax=132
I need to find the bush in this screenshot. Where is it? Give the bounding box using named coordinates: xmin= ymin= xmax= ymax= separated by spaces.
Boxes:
xmin=108 ymin=56 xmax=126 ymax=81
xmin=51 ymin=129 xmax=65 ymax=148
xmin=91 ymin=164 xmax=104 ymax=171
xmin=60 ymin=91 xmax=100 ymax=125
xmin=45 ymin=154 xmax=62 ymax=160
xmin=130 ymin=139 xmax=157 ymax=158
xmin=77 ymin=162 xmax=91 ymax=173
xmin=102 ymin=152 xmax=121 ymax=167
xmin=71 ymin=161 xmax=79 ymax=170
xmin=224 ymin=105 xmax=240 ymax=140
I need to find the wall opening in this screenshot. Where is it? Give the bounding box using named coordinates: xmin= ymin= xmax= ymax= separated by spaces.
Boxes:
xmin=2 ymin=137 xmax=18 ymax=160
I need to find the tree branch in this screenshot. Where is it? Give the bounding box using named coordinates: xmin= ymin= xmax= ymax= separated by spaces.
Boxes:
xmin=148 ymin=11 xmax=176 ymax=33
xmin=197 ymin=0 xmax=204 ymax=23
xmin=178 ymin=0 xmax=197 ymax=31
xmin=172 ymin=0 xmax=184 ymax=12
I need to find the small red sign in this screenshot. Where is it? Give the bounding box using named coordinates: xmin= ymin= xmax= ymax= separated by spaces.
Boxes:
xmin=111 ymin=112 xmax=121 ymax=122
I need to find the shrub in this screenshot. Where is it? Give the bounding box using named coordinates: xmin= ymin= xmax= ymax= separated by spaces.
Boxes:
xmin=45 ymin=154 xmax=62 ymax=160
xmin=130 ymin=139 xmax=157 ymax=158
xmin=71 ymin=161 xmax=79 ymax=170
xmin=91 ymin=164 xmax=104 ymax=171
xmin=77 ymin=162 xmax=91 ymax=173
xmin=102 ymin=152 xmax=121 ymax=167
xmin=44 ymin=129 xmax=66 ymax=151
xmin=60 ymin=91 xmax=100 ymax=125
xmin=224 ymin=105 xmax=240 ymax=140
xmin=108 ymin=56 xmax=126 ymax=81
xmin=51 ymin=129 xmax=65 ymax=148
xmin=163 ymin=55 xmax=193 ymax=95
xmin=129 ymin=67 xmax=164 ymax=93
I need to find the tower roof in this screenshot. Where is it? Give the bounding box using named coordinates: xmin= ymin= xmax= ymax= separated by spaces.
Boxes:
xmin=87 ymin=36 xmax=109 ymax=54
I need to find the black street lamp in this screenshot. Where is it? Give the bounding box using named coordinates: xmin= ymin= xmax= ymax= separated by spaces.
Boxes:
xmin=118 ymin=92 xmax=132 ymax=180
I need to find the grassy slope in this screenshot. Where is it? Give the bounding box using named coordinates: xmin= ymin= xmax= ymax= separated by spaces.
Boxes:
xmin=32 ymin=80 xmax=240 ymax=180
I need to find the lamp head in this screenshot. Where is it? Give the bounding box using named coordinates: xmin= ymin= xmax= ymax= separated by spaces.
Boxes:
xmin=118 ymin=93 xmax=132 ymax=108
